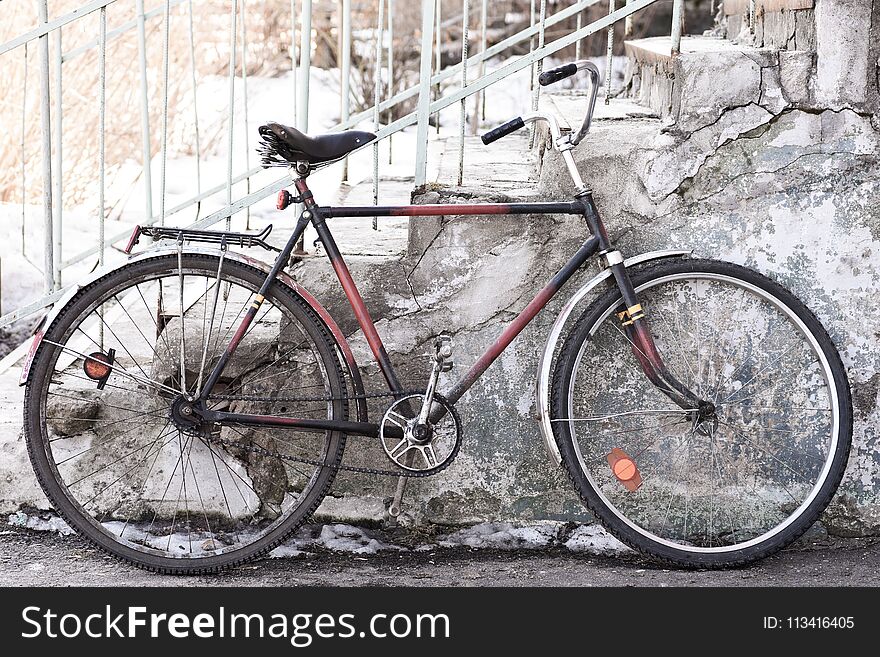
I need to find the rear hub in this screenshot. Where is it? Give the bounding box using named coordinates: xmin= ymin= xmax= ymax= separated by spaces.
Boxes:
xmin=170 ymin=396 xmax=209 ymax=436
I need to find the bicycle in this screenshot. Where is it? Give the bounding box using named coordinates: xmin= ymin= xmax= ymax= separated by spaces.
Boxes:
xmin=20 ymin=61 xmax=853 ymax=573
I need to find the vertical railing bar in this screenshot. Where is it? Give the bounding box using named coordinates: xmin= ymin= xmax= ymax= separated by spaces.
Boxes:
xmin=625 ymin=0 xmax=634 ymax=37
xmin=528 ymin=0 xmax=535 ymax=93
xmin=226 ymin=0 xmax=238 ymax=230
xmin=671 ymin=0 xmax=683 ymax=55
xmin=240 ymin=0 xmax=251 ymax=229
xmin=605 ymin=0 xmax=615 ymax=104
xmin=297 ymin=0 xmax=312 ymax=134
xmin=457 ymin=0 xmax=470 ymax=187
xmin=187 ymin=0 xmax=202 ymax=221
xmin=340 ymin=0 xmax=351 ymax=182
xmin=478 ymin=0 xmax=487 ymax=123
xmin=415 ymin=0 xmax=437 ymax=187
xmin=372 ymin=0 xmax=385 ymax=228
xmin=387 ymin=0 xmax=394 ymax=165
xmin=135 ymin=0 xmax=153 ymax=224
xmin=52 ymin=28 xmax=62 ymax=290
xmin=434 ymin=0 xmax=441 ymax=135
xmin=291 ymin=0 xmax=297 ymax=125
xmin=575 ymin=10 xmax=582 ymax=60
xmin=529 ymin=0 xmax=546 ymax=147
xmin=98 ymin=7 xmax=106 ymax=269
xmin=159 ymin=0 xmax=171 ymax=227
xmin=21 ymin=43 xmax=28 ymax=256
xmin=295 ymin=0 xmax=312 ymax=254
xmin=38 ymin=0 xmax=54 ymax=295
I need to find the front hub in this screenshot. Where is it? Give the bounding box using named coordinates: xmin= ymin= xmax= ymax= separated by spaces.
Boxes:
xmin=693 ymin=400 xmax=719 ymax=436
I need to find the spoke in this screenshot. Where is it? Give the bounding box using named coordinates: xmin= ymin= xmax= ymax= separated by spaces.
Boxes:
xmin=116 ymin=420 xmax=174 ymax=537
xmin=48 ymin=390 xmax=165 ymax=417
xmin=53 ymin=415 xmax=167 ymax=464
xmin=553 ymin=409 xmax=693 ymax=423
xmin=718 ymin=334 xmax=801 ymax=405
xmin=658 ymin=432 xmax=696 ymax=539
xmin=92 ymin=305 xmax=153 ymax=383
xmin=185 ymin=439 xmax=213 ymax=550
xmin=67 ymin=423 xmax=178 ymax=489
xmin=719 ymin=421 xmax=814 ymax=489
xmin=199 ymin=438 xmax=256 ymax=515
xmin=178 ymin=250 xmax=187 ymax=394
xmin=196 ymin=255 xmax=225 ymax=396
xmin=147 ymin=430 xmax=190 ymax=537
xmin=78 ymin=426 xmax=179 ymax=510
xmin=136 ymin=283 xmax=175 ymax=358
xmin=709 ymin=285 xmax=750 ymax=400
xmin=54 ymin=370 xmax=158 ymax=396
xmin=718 ymin=419 xmax=826 ymax=463
xmin=112 ymin=293 xmax=166 ymax=364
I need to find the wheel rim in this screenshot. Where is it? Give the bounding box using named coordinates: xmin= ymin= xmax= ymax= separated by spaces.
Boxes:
xmin=564 ymin=272 xmax=840 ymax=554
xmin=34 ymin=259 xmax=342 ymax=562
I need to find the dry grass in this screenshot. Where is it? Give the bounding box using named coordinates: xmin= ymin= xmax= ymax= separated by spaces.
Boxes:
xmin=0 ymin=0 xmax=294 ymax=208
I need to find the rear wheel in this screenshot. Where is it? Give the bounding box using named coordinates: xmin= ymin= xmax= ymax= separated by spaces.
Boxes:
xmin=551 ymin=258 xmax=852 ymax=567
xmin=23 ymin=254 xmax=347 ymax=573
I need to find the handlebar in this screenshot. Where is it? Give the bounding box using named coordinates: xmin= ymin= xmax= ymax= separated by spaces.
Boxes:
xmin=480 ymin=117 xmax=526 ymax=145
xmin=481 ymin=59 xmax=601 ymax=149
xmin=538 ymin=63 xmax=578 ymax=86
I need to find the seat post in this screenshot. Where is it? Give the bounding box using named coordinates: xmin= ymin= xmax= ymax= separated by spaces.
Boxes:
xmin=291 ymin=163 xmax=311 ymax=258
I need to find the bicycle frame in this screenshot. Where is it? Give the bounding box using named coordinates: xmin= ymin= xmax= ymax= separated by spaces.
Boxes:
xmin=197 ymin=176 xmax=700 ymax=438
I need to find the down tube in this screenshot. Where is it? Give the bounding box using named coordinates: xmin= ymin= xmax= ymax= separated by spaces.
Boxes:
xmin=444 ymin=235 xmax=600 ymax=405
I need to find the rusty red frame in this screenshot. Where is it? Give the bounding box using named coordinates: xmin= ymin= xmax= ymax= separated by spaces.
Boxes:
xmin=198 ymin=178 xmax=692 ymax=438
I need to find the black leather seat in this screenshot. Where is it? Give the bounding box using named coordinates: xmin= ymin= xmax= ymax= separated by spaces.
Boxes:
xmin=257 ymin=122 xmax=376 ymax=168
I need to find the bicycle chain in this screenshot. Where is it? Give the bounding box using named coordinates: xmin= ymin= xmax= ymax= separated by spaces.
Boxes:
xmin=203 ymin=389 xmax=455 ymax=478
xmin=208 ymin=390 xmax=420 ymax=404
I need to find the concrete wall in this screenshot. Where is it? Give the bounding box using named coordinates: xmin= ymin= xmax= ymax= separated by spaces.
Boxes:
xmin=2 ymin=1 xmax=879 ymax=535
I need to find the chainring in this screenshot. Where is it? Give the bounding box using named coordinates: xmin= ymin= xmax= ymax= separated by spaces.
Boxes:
xmin=379 ymin=393 xmax=462 ymax=475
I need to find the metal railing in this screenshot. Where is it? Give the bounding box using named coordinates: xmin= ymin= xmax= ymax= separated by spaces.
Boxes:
xmin=0 ymin=0 xmax=685 ymax=333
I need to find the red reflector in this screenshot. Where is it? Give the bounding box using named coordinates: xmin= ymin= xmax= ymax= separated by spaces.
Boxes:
xmin=83 ymin=352 xmax=112 ymax=381
xmin=276 ymin=189 xmax=292 ymax=210
xmin=607 ymin=448 xmax=642 ymax=492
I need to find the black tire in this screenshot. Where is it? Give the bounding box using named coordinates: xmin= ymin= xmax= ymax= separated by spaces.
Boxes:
xmin=23 ymin=254 xmax=348 ymax=574
xmin=551 ymin=258 xmax=852 ymax=567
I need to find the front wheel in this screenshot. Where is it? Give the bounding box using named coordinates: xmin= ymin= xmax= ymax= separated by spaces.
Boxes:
xmin=551 ymin=258 xmax=852 ymax=567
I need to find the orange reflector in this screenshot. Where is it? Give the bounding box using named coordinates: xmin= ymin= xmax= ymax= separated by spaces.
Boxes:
xmin=83 ymin=352 xmax=112 ymax=380
xmin=607 ymin=447 xmax=642 ymax=492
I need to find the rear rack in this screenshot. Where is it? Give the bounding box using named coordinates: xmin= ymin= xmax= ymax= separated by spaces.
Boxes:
xmin=124 ymin=224 xmax=281 ymax=255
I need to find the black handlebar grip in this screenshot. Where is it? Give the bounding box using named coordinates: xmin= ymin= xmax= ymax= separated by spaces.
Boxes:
xmin=538 ymin=62 xmax=578 ymax=86
xmin=480 ymin=117 xmax=525 ymax=145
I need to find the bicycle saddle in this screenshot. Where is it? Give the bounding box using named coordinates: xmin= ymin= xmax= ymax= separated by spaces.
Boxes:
xmin=258 ymin=122 xmax=375 ymax=168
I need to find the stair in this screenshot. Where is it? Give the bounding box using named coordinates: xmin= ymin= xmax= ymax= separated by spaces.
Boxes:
xmin=623 ymin=35 xmax=812 ymax=132
xmin=723 ymin=0 xmax=816 ymax=50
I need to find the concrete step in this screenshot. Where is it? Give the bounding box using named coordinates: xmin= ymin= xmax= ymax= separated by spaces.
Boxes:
xmin=623 ymin=35 xmax=812 ymax=132
xmin=722 ymin=0 xmax=815 ymax=50
xmin=433 ymin=133 xmax=541 ymax=199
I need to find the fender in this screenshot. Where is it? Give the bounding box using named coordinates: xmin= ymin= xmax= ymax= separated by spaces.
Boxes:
xmin=19 ymin=246 xmax=369 ymax=422
xmin=536 ymin=249 xmax=691 ymax=466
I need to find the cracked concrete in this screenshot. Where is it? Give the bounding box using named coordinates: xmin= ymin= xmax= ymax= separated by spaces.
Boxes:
xmin=2 ymin=5 xmax=880 ymax=538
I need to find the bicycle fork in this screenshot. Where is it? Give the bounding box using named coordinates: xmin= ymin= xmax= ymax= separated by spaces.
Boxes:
xmin=580 ymin=194 xmax=706 ymax=415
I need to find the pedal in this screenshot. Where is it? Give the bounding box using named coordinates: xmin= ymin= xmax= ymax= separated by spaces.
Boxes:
xmin=435 ymin=333 xmax=454 ymax=372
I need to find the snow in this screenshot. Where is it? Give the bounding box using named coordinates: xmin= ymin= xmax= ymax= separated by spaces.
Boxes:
xmin=8 ymin=510 xmax=74 ymax=536
xmin=438 ymin=521 xmax=558 ymax=549
xmin=270 ymin=523 xmax=406 ymax=557
xmin=8 ymin=510 xmax=631 ymax=558
xmin=564 ymin=524 xmax=630 ymax=555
